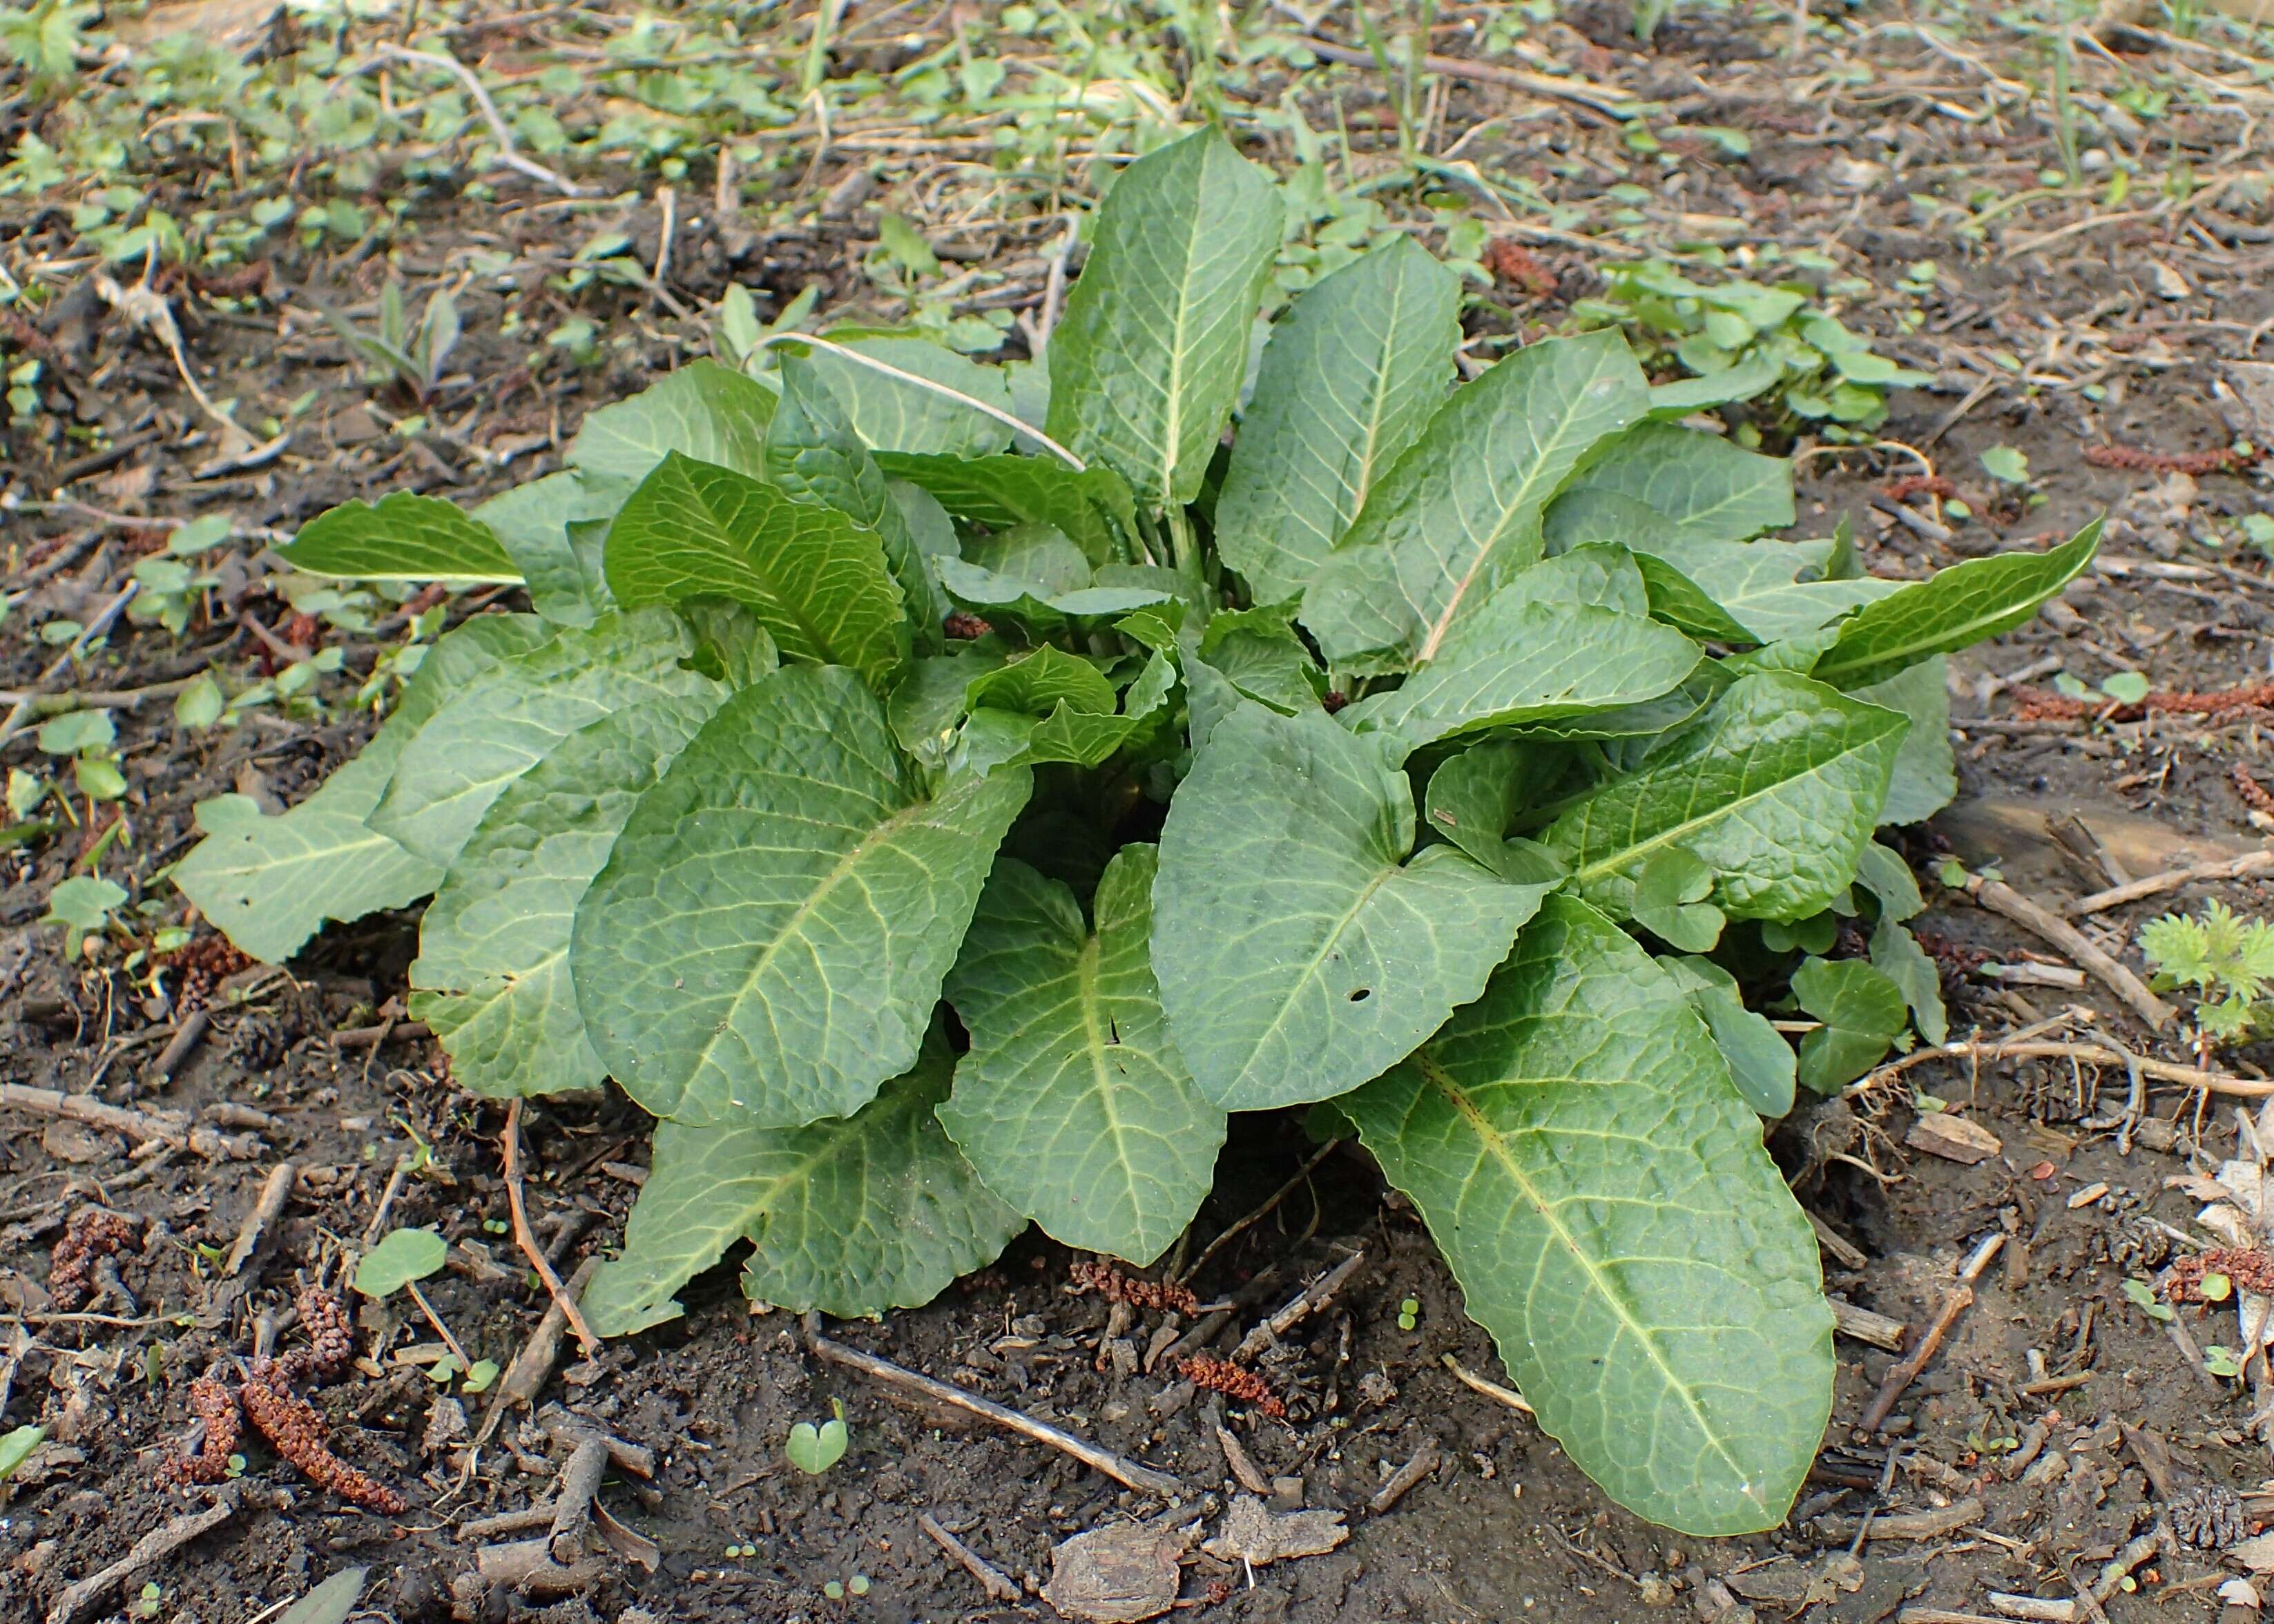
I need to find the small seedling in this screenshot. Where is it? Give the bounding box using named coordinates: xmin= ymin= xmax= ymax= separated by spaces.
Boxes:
xmin=1397 ymin=1296 xmax=1420 ymax=1332
xmin=2202 ymin=1273 xmax=2234 ymax=1304
xmin=353 ymin=1227 xmax=449 ymax=1298
xmin=42 ymin=875 xmax=126 ymax=958
xmin=2206 ymin=1345 xmax=2245 ymax=1380
xmin=0 ymin=1424 xmax=46 ymax=1484
xmin=324 ymin=280 xmax=461 ymax=401
xmin=2140 ymin=900 xmax=2274 ymax=1047
xmin=1979 ymin=445 xmax=2030 ymax=485
xmin=786 ymin=1400 xmax=848 ymax=1475
xmin=130 ymin=1582 xmax=162 ymax=1621
xmin=2123 ymin=1277 xmax=2177 ymax=1323
xmin=461 ymin=1359 xmax=500 ymax=1394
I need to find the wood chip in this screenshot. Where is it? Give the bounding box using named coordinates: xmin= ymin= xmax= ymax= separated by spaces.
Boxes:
xmin=1831 ymin=1297 xmax=1908 ymax=1352
xmin=2065 ymin=1181 xmax=2110 ymax=1210
xmin=1202 ymin=1496 xmax=1348 ymax=1565
xmin=1907 ymin=1113 xmax=2005 ymax=1166
xmin=1041 ymin=1522 xmax=1188 ymax=1623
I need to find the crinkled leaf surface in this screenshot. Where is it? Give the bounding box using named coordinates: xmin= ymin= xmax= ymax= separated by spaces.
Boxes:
xmin=579 ymin=1036 xmax=1023 ymax=1333
xmin=574 ymin=666 xmax=1030 ymax=1128
xmin=796 ymin=336 xmax=1014 ymax=458
xmin=1543 ymin=672 xmax=1906 ymax=923
xmin=280 ymin=492 xmax=522 ymax=584
xmin=872 ymin=452 xmax=1131 ymax=568
xmin=174 ymin=617 xmax=550 ymax=962
xmin=1045 ymin=128 xmax=1283 ymax=510
xmin=1856 ymin=656 xmax=1954 ymax=825
xmin=475 ymin=472 xmax=619 ymax=626
xmin=1345 ymin=896 xmax=1831 ymax=1536
xmin=602 ymin=452 xmax=909 ymax=688
xmin=1810 ymin=521 xmax=2100 ymax=690
xmin=570 ymin=358 xmax=775 ymax=495
xmin=1215 ymin=238 xmax=1461 ymax=605
xmin=409 ymin=695 xmax=724 ymax=1098
xmin=941 ymin=848 xmax=1224 ymax=1263
xmin=1343 ymin=597 xmax=1699 ymax=756
xmin=370 ymin=608 xmax=719 ymax=869
xmin=1559 ymin=423 xmax=1795 ymax=544
xmin=1301 ymin=329 xmax=1650 ymax=667
xmin=1153 ymin=702 xmax=1555 ymax=1110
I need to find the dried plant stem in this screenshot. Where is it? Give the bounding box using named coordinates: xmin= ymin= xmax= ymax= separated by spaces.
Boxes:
xmin=503 ymin=1100 xmax=601 ymax=1361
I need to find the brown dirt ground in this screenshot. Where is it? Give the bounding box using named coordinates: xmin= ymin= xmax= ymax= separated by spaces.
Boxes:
xmin=10 ymin=8 xmax=2274 ymax=1623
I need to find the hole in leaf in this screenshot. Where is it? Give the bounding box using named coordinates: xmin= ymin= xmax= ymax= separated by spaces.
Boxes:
xmin=1349 ymin=988 xmax=1372 ymax=1003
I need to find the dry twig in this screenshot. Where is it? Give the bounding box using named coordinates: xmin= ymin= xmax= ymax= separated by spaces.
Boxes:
xmin=503 ymin=1101 xmax=601 ymax=1361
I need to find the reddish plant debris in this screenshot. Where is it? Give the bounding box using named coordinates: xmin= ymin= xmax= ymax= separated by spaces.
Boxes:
xmin=1179 ymin=1355 xmax=1286 ymax=1419
xmin=161 ymin=1375 xmax=243 ymax=1487
xmin=1911 ymin=930 xmax=1990 ymax=983
xmin=1482 ymin=238 xmax=1558 ymax=300
xmin=1321 ymin=690 xmax=1349 ymax=715
xmin=1068 ymin=1259 xmax=1199 ymax=1316
xmin=168 ymin=1286 xmax=403 ymax=1512
xmin=282 ymin=612 xmax=322 ymax=650
xmin=2235 ymin=765 xmax=2274 ymax=818
xmin=2083 ymin=443 xmax=2257 ymax=476
xmin=2012 ymin=679 xmax=2274 ymax=724
xmin=2161 ymin=1247 xmax=2274 ymax=1304
xmin=944 ymin=611 xmax=994 ymax=640
xmin=0 ymin=308 xmax=61 ymax=366
xmin=48 ymin=1208 xmax=141 ymax=1312
xmin=240 ymin=1357 xmax=407 ymax=1514
xmin=162 ymin=933 xmax=256 ymax=1013
xmin=1880 ymin=474 xmax=1960 ymax=503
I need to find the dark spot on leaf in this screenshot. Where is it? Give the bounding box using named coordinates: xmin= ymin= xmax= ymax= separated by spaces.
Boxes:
xmin=1349 ymin=988 xmax=1371 ymax=1003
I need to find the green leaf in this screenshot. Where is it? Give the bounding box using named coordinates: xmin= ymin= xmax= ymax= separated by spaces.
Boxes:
xmin=570 ymin=358 xmax=777 ymax=495
xmin=872 ymin=452 xmax=1133 ymax=569
xmin=1979 ymin=445 xmax=2030 ymax=485
xmin=1791 ymin=957 xmax=1907 ymax=1092
xmin=475 ymin=472 xmax=620 ymax=627
xmin=1659 ymin=956 xmax=1797 ymax=1119
xmin=369 ymin=609 xmax=720 ymax=869
xmin=1810 ymin=521 xmax=2101 ymax=690
xmin=175 ymin=617 xmax=552 ymax=963
xmin=354 ymin=1227 xmax=448 ymax=1297
xmin=794 ymin=335 xmax=1014 ymax=457
xmin=966 ymin=645 xmax=1117 ymax=717
xmin=1853 ymin=840 xmax=1925 ymax=922
xmin=1560 ymin=423 xmax=1795 ymax=545
xmin=1301 ymin=329 xmax=1651 ymax=667
xmin=1854 ymin=656 xmax=1954 ymax=825
xmin=941 ymin=847 xmax=1224 ymax=1263
xmin=410 ymin=696 xmax=724 ymax=1099
xmin=577 ymin=1036 xmax=1023 ymax=1332
xmin=889 ymin=641 xmax=1014 ymax=756
xmin=1153 ymin=702 xmax=1557 ymax=1110
xmin=1632 ymin=847 xmax=1725 ymax=953
xmin=1871 ymin=917 xmax=1949 ymax=1045
xmin=932 ymin=557 xmax=1171 ymax=635
xmin=43 ymin=874 xmax=124 ymax=936
xmin=1647 ymin=354 xmax=1785 ymax=418
xmin=1198 ymin=607 xmax=1324 ymax=714
xmin=573 ymin=666 xmax=1031 ymax=1128
xmin=1423 ymin=740 xmax=1546 ymax=871
xmin=1215 ymin=237 xmax=1462 ymax=605
xmin=275 ymin=1568 xmax=367 ymax=1624
xmin=1344 ymin=896 xmax=1831 ymax=1535
xmin=280 ymin=492 xmax=523 ymax=585
xmin=1544 ymin=672 xmax=1907 ymax=923
xmin=1045 ymin=128 xmax=1283 ymax=510
xmin=37 ymin=709 xmax=113 ymax=755
xmin=601 ymin=452 xmax=909 ymax=686
xmin=0 ymin=1425 xmax=46 ymax=1486
xmin=1342 ymin=595 xmax=1700 ymax=756
xmin=787 ymin=1418 xmax=849 ymax=1474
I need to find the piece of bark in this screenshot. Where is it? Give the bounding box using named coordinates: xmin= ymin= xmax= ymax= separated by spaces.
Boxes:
xmin=1041 ymin=1522 xmax=1188 ymax=1623
xmin=1202 ymin=1495 xmax=1348 ymax=1565
xmin=1907 ymin=1113 xmax=2004 ymax=1166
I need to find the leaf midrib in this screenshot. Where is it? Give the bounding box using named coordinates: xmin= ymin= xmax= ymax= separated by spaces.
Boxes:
xmin=1414 ymin=1049 xmax=1764 ymax=1511
xmin=1570 ymin=713 xmax=1895 ymax=889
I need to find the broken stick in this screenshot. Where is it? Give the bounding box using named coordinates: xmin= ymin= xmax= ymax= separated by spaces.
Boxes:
xmin=918 ymin=1511 xmax=1021 ymax=1603
xmin=1860 ymin=1232 xmax=2005 ymax=1433
xmin=806 ymin=1324 xmax=1179 ymax=1495
xmin=1967 ymin=877 xmax=2173 ymax=1029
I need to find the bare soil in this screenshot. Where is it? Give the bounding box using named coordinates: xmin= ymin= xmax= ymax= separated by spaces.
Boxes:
xmin=9 ymin=8 xmax=2274 ymax=1623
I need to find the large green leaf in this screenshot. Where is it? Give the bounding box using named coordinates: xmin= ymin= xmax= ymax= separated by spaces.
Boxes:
xmin=280 ymin=492 xmax=522 ymax=585
xmin=474 ymin=473 xmax=618 ymax=626
xmin=1559 ymin=423 xmax=1795 ymax=544
xmin=1153 ymin=702 xmax=1557 ymax=1111
xmin=602 ymin=452 xmax=909 ymax=687
xmin=1345 ymin=895 xmax=1832 ymax=1535
xmin=369 ymin=608 xmax=720 ymax=869
xmin=174 ymin=618 xmax=551 ymax=963
xmin=1214 ymin=238 xmax=1461 ymax=605
xmin=1791 ymin=957 xmax=1909 ymax=1093
xmin=579 ymin=1035 xmax=1023 ymax=1333
xmin=570 ymin=358 xmax=776 ymax=495
xmin=871 ymin=452 xmax=1133 ymax=568
xmin=1300 ymin=329 xmax=1651 ymax=668
xmin=1810 ymin=521 xmax=2101 ymax=690
xmin=941 ymin=848 xmax=1224 ymax=1263
xmin=1044 ymin=128 xmax=1282 ymax=510
xmin=408 ymin=696 xmax=724 ymax=1099
xmin=573 ymin=666 xmax=1031 ymax=1128
xmin=1856 ymin=656 xmax=1954 ymax=825
xmin=1343 ymin=596 xmax=1700 ymax=755
xmin=796 ymin=336 xmax=1014 ymax=458
xmin=1543 ymin=671 xmax=1907 ymax=923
